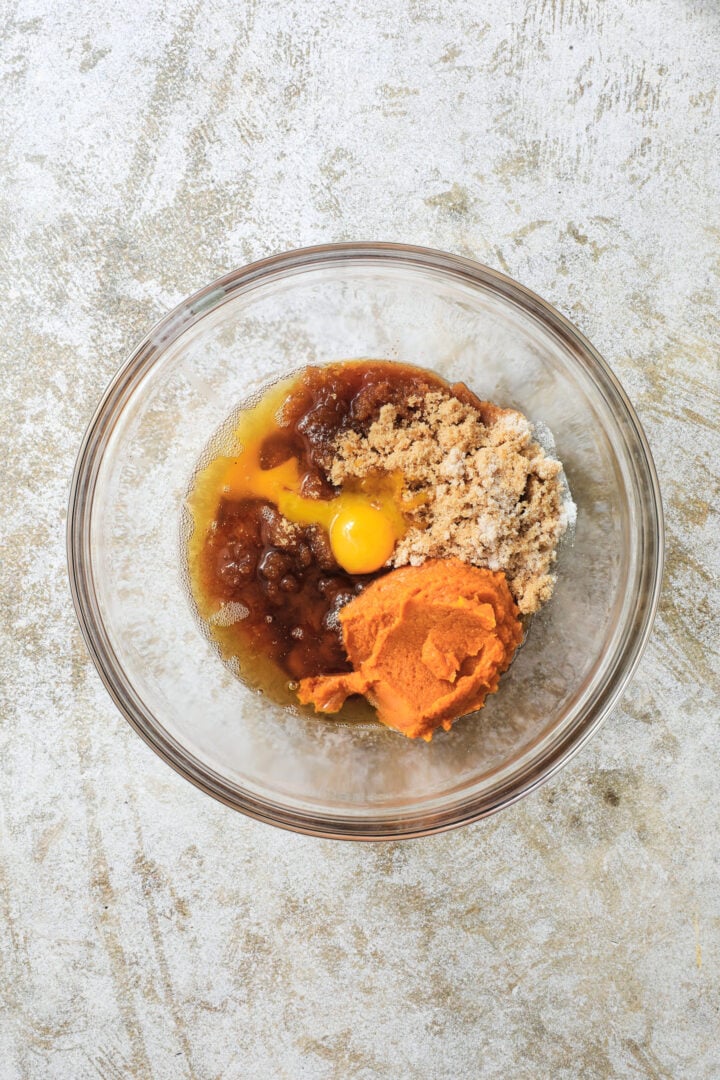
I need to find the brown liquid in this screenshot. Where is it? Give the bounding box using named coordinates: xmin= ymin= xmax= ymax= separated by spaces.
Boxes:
xmin=186 ymin=361 xmax=478 ymax=707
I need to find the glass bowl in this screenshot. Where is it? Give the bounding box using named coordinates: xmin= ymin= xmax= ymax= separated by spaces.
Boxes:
xmin=67 ymin=243 xmax=663 ymax=840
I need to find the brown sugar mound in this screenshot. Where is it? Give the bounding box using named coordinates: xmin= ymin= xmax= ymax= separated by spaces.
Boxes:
xmin=330 ymin=391 xmax=569 ymax=615
xmin=297 ymin=559 xmax=523 ymax=741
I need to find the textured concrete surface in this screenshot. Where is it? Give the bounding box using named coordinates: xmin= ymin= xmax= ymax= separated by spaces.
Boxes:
xmin=1 ymin=1 xmax=719 ymax=1077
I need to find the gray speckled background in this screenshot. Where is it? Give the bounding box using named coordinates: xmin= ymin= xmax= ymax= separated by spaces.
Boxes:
xmin=1 ymin=1 xmax=719 ymax=1077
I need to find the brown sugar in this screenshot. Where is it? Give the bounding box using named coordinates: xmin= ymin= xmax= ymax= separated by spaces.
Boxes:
xmin=330 ymin=391 xmax=569 ymax=615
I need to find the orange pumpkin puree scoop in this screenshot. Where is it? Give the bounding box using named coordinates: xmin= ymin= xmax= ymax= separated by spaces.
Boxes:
xmin=297 ymin=558 xmax=523 ymax=741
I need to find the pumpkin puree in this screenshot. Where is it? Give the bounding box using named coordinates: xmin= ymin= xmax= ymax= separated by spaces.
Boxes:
xmin=297 ymin=558 xmax=523 ymax=740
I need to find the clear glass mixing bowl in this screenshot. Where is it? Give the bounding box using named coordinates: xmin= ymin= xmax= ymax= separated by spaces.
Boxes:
xmin=67 ymin=244 xmax=663 ymax=839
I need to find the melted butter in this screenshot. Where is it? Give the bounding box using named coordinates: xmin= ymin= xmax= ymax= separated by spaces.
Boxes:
xmin=197 ymin=376 xmax=416 ymax=575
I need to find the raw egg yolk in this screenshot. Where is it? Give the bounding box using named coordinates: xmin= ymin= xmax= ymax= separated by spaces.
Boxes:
xmin=211 ymin=377 xmax=411 ymax=575
xmin=329 ymin=502 xmax=397 ymax=575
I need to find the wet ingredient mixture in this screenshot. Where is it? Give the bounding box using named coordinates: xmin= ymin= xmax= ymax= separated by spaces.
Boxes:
xmin=185 ymin=360 xmax=571 ymax=737
xmin=186 ymin=362 xmax=450 ymax=695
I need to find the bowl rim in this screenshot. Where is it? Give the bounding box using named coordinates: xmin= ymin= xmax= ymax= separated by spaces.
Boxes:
xmin=67 ymin=241 xmax=665 ymax=840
